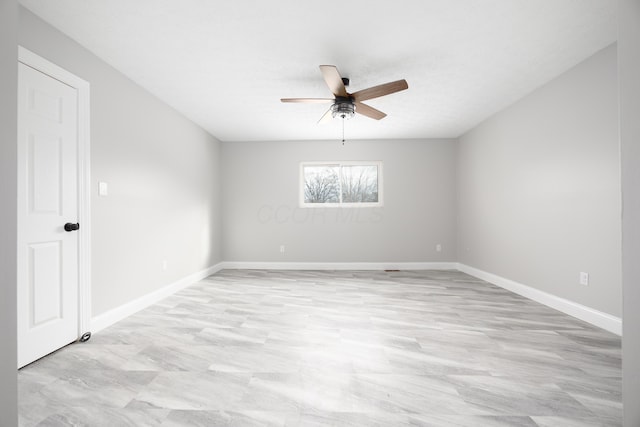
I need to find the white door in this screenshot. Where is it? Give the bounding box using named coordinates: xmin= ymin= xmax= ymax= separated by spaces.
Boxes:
xmin=17 ymin=62 xmax=80 ymax=368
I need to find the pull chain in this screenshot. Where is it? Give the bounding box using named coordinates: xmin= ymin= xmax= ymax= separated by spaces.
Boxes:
xmin=341 ymin=115 xmax=346 ymax=145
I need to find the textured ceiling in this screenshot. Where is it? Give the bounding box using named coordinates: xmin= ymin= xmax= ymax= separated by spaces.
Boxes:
xmin=19 ymin=0 xmax=617 ymax=142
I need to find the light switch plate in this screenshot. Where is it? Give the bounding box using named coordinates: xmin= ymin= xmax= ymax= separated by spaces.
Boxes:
xmin=98 ymin=181 xmax=108 ymax=196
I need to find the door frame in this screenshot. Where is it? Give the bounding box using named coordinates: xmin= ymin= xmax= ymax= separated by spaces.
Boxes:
xmin=18 ymin=46 xmax=92 ymax=338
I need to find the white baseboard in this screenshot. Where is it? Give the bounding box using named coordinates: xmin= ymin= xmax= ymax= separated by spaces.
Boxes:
xmin=220 ymin=261 xmax=458 ymax=271
xmin=457 ymin=263 xmax=622 ymax=336
xmin=90 ymin=262 xmax=224 ymax=333
xmin=90 ymin=260 xmax=621 ymax=337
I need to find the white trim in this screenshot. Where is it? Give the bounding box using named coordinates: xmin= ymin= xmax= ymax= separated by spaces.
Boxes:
xmin=89 ymin=260 xmax=621 ymax=337
xmin=457 ymin=263 xmax=622 ymax=336
xmin=220 ymin=261 xmax=458 ymax=271
xmin=90 ymin=263 xmax=224 ymax=333
xmin=18 ymin=47 xmax=93 ymax=339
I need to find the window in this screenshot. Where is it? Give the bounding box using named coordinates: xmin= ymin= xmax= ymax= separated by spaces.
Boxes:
xmin=300 ymin=161 xmax=383 ymax=207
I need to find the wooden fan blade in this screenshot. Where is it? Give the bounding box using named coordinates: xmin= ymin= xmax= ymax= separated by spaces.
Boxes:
xmin=351 ymin=79 xmax=408 ymax=102
xmin=355 ymin=102 xmax=387 ymax=120
xmin=318 ymin=107 xmax=333 ymax=124
xmin=281 ymin=98 xmax=334 ymax=103
xmin=319 ymin=65 xmax=348 ymax=97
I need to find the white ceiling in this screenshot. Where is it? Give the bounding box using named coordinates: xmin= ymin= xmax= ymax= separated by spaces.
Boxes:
xmin=19 ymin=0 xmax=617 ymax=142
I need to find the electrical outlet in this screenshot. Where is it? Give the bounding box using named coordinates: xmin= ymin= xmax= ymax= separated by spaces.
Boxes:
xmin=580 ymin=272 xmax=589 ymax=286
xmin=436 ymin=244 xmax=442 ymax=252
xmin=280 ymin=245 xmax=285 ymax=253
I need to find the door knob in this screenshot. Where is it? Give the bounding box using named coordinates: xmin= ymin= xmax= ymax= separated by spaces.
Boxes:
xmin=64 ymin=222 xmax=80 ymax=232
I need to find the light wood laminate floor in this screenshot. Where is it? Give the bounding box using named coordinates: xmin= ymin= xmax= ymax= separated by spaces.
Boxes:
xmin=19 ymin=270 xmax=622 ymax=426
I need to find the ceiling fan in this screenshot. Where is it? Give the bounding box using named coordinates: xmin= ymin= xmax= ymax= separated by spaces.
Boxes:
xmin=281 ymin=65 xmax=408 ymax=123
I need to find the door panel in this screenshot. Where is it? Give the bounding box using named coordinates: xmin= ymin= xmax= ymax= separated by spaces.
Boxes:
xmin=29 ymin=241 xmax=62 ymax=326
xmin=17 ymin=62 xmax=79 ymax=368
xmin=29 ymin=134 xmax=62 ymax=214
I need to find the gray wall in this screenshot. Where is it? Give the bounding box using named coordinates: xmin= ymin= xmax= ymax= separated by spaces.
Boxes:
xmin=0 ymin=0 xmax=18 ymax=424
xmin=222 ymin=139 xmax=457 ymax=263
xmin=457 ymin=44 xmax=621 ymax=317
xmin=620 ymin=0 xmax=640 ymax=424
xmin=19 ymin=8 xmax=223 ymax=317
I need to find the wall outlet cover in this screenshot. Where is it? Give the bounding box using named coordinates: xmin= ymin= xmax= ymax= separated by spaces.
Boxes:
xmin=580 ymin=272 xmax=589 ymax=286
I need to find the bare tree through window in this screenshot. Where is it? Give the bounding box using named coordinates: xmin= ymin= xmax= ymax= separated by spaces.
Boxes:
xmin=302 ymin=162 xmax=382 ymax=206
xmin=341 ymin=165 xmax=378 ymax=203
xmin=304 ymin=165 xmax=340 ymax=203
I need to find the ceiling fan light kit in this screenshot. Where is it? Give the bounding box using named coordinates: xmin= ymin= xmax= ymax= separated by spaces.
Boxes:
xmin=331 ymin=98 xmax=355 ymax=120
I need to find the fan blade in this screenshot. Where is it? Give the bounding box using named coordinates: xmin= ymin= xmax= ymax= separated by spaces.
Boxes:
xmin=355 ymin=102 xmax=387 ymax=120
xmin=281 ymin=98 xmax=334 ymax=103
xmin=351 ymin=79 xmax=408 ymax=102
xmin=319 ymin=65 xmax=348 ymax=97
xmin=318 ymin=107 xmax=333 ymax=124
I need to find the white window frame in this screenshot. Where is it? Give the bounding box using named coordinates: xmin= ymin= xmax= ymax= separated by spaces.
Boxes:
xmin=299 ymin=161 xmax=384 ymax=208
